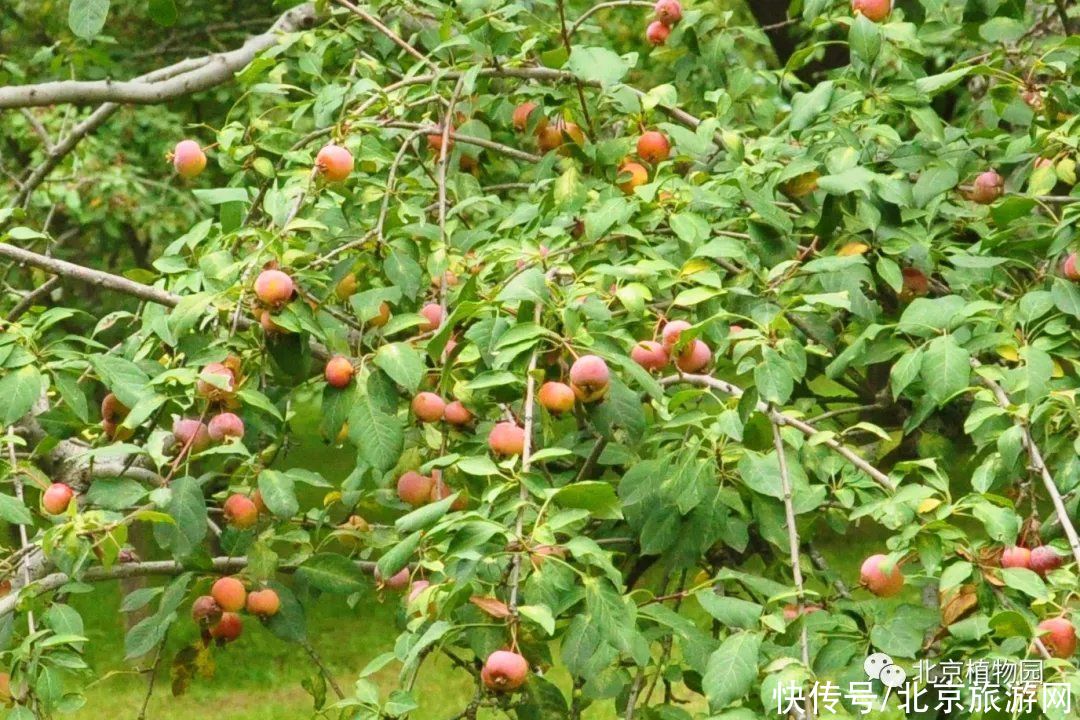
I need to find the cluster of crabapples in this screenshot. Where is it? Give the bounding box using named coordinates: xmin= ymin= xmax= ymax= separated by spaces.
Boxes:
xmin=859 ymin=547 xmax=1076 ymax=658
xmin=190 ymin=577 xmax=281 ymax=644
xmin=645 ymin=0 xmax=682 ymax=46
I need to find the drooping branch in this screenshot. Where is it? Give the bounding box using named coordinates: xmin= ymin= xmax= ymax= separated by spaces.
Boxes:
xmin=660 ymin=373 xmax=896 ymax=491
xmin=0 ymin=4 xmax=319 ymax=109
xmin=972 ymin=359 xmax=1080 ymax=568
xmin=0 ymin=556 xmax=378 ymax=619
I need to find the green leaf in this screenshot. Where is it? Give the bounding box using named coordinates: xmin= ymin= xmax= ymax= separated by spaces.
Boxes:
xmin=348 ymin=390 xmax=403 ymax=471
xmin=566 ymin=46 xmax=630 ymax=86
xmin=696 ymin=592 xmax=763 ymax=630
xmin=90 ymin=355 xmax=151 ymax=409
xmin=1000 ymin=568 xmax=1047 ymax=600
xmin=703 ymin=632 xmax=762 ymax=710
xmin=915 ymin=68 xmax=972 ymax=96
xmin=257 ymin=470 xmax=300 ymax=518
xmin=497 ymin=268 xmax=549 ymax=304
xmin=849 ymin=16 xmax=881 ymax=65
xmin=913 ymin=166 xmax=958 ymax=208
xmin=148 ymin=0 xmax=177 ymax=26
xmin=0 ymin=365 xmax=43 ymax=425
xmin=152 ymin=476 xmax=206 ymax=557
xmin=921 ymin=335 xmax=970 ymax=405
xmin=0 ymin=493 xmax=33 ymax=525
xmin=789 ymin=81 xmax=834 ymax=132
xmin=553 ymin=482 xmax=622 ymax=519
xmin=754 ymin=347 xmax=793 ymax=405
xmin=377 ymin=531 xmax=421 ymax=578
xmin=374 ymin=343 xmax=424 ymax=393
xmin=1051 ymin=279 xmax=1080 ymax=318
xmin=395 ymin=494 xmax=458 ymax=533
xmin=69 ymin=0 xmax=110 ymax=39
xmin=295 ymin=554 xmax=367 ymax=594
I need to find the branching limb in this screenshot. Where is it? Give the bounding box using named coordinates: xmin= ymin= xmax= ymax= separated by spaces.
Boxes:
xmin=659 ymin=373 xmax=896 ymax=491
xmin=335 ymin=0 xmax=437 ymax=69
xmin=0 ymin=4 xmax=318 ymax=109
xmin=301 ymin=638 xmax=346 ymax=699
xmin=972 ymin=359 xmax=1080 ymax=568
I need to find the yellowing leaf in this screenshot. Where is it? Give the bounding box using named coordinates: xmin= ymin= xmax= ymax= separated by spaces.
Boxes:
xmin=837 ymin=242 xmax=870 ymax=256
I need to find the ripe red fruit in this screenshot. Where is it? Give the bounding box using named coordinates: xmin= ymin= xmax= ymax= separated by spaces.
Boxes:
xmin=196 ymin=362 xmax=236 ymax=399
xmin=376 ymin=567 xmax=410 ymax=591
xmin=324 ymin=355 xmax=355 ymax=388
xmin=1063 ymin=253 xmax=1080 ymax=281
xmin=661 ymin=320 xmax=691 ymax=348
xmin=631 ymin=340 xmax=669 ymax=372
xmin=537 ymin=118 xmax=584 ymax=154
xmin=223 ymin=494 xmax=259 ymax=529
xmin=860 ymin=554 xmax=904 ymax=597
xmin=489 ymin=422 xmax=526 ymax=456
xmin=783 ymin=603 xmax=823 ymax=621
xmin=173 ymin=140 xmax=207 ymax=178
xmin=208 ymin=412 xmax=245 ymax=442
xmin=191 ymin=595 xmax=222 ymax=624
xmin=172 ymin=418 xmax=211 ymax=454
xmin=315 ymin=143 xmax=354 ymax=182
xmin=252 ymin=490 xmax=268 ymax=515
xmin=646 ymin=20 xmax=670 ymax=45
xmin=538 ymin=381 xmax=576 ymax=414
xmin=1030 ymin=546 xmax=1063 ymax=576
xmin=412 ymin=392 xmax=446 ymax=423
xmin=637 ymin=131 xmax=670 ymax=164
xmin=427 ymin=125 xmax=454 ymax=153
xmin=513 ymin=102 xmax=546 ymax=133
xmin=407 ymin=579 xmax=431 ymax=605
xmin=654 ymin=0 xmax=682 ymax=25
xmin=852 ymin=0 xmax=891 ymax=22
xmin=675 ymin=340 xmax=711 ymax=373
xmin=900 ymin=267 xmax=929 ymax=300
xmin=1000 ymin=546 xmax=1032 ymax=570
xmin=101 ymin=393 xmax=132 ymax=440
xmin=1037 ymin=617 xmax=1077 ymax=658
xmin=254 ymin=269 xmax=295 ymax=307
xmin=397 ymin=471 xmax=435 ymax=507
xmin=43 ymin=483 xmax=74 ymax=515
xmin=570 ymin=355 xmax=611 ymax=402
xmin=618 ymin=161 xmax=649 ymax=194
xmin=443 ymin=400 xmax=473 ymax=426
xmin=259 ymin=309 xmax=288 ymax=334
xmin=419 ymin=303 xmax=444 ymax=332
xmin=246 ymin=588 xmax=281 ymax=617
xmin=482 ymin=650 xmax=529 ymax=692
xmin=970 ymin=169 xmax=1004 ymax=204
xmin=0 ymin=672 xmax=9 ymax=705
xmin=368 ymin=301 xmax=392 ymax=328
xmin=430 ymin=474 xmax=468 ymax=510
xmin=211 ymin=576 xmax=247 ymax=612
xmin=209 ymin=612 xmax=243 ymax=642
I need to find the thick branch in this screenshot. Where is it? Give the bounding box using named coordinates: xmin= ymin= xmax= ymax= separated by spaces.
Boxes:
xmin=0 ymin=4 xmax=317 ymax=109
xmin=0 ymin=556 xmax=377 ymax=619
xmin=660 ymin=373 xmax=896 ymax=491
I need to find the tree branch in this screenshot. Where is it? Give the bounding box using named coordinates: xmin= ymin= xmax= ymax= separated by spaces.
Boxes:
xmin=0 ymin=556 xmax=378 ymax=619
xmin=0 ymin=4 xmax=318 ymax=109
xmin=972 ymin=359 xmax=1080 ymax=568
xmin=659 ymin=373 xmax=896 ymax=491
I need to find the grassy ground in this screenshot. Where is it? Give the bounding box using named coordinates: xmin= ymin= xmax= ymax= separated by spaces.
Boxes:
xmin=69 ymin=582 xmax=481 ymax=720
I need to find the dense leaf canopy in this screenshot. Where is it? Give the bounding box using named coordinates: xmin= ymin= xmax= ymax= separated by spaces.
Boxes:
xmin=2 ymin=0 xmax=1080 ymax=718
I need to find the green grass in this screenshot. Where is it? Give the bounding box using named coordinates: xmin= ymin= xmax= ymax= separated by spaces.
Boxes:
xmin=69 ymin=582 xmax=480 ymax=719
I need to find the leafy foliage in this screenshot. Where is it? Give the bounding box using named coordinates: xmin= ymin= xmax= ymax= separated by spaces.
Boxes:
xmin=2 ymin=0 xmax=1080 ymax=717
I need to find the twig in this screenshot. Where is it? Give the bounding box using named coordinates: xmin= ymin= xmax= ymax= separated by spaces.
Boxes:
xmin=19 ymin=108 xmax=53 ymax=152
xmin=568 ymin=1 xmax=654 ymax=36
xmin=6 ymin=428 xmax=35 ymax=633
xmin=659 ymin=373 xmax=895 ymax=491
xmin=302 ymin=638 xmax=346 ymax=699
xmin=136 ymin=631 xmax=169 ymax=720
xmin=5 ymin=275 xmax=59 ymax=321
xmin=972 ymin=359 xmax=1080 ymax=568
xmin=555 ymin=0 xmax=594 ymax=137
xmin=382 ymin=121 xmax=541 ymax=163
xmin=772 ymin=420 xmax=811 ymax=714
xmin=507 ymin=305 xmax=542 ymax=618
xmin=437 ymin=77 xmax=466 ymax=315
xmin=334 ymin=0 xmax=437 ymax=69
xmin=377 ymin=130 xmax=426 ymax=243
